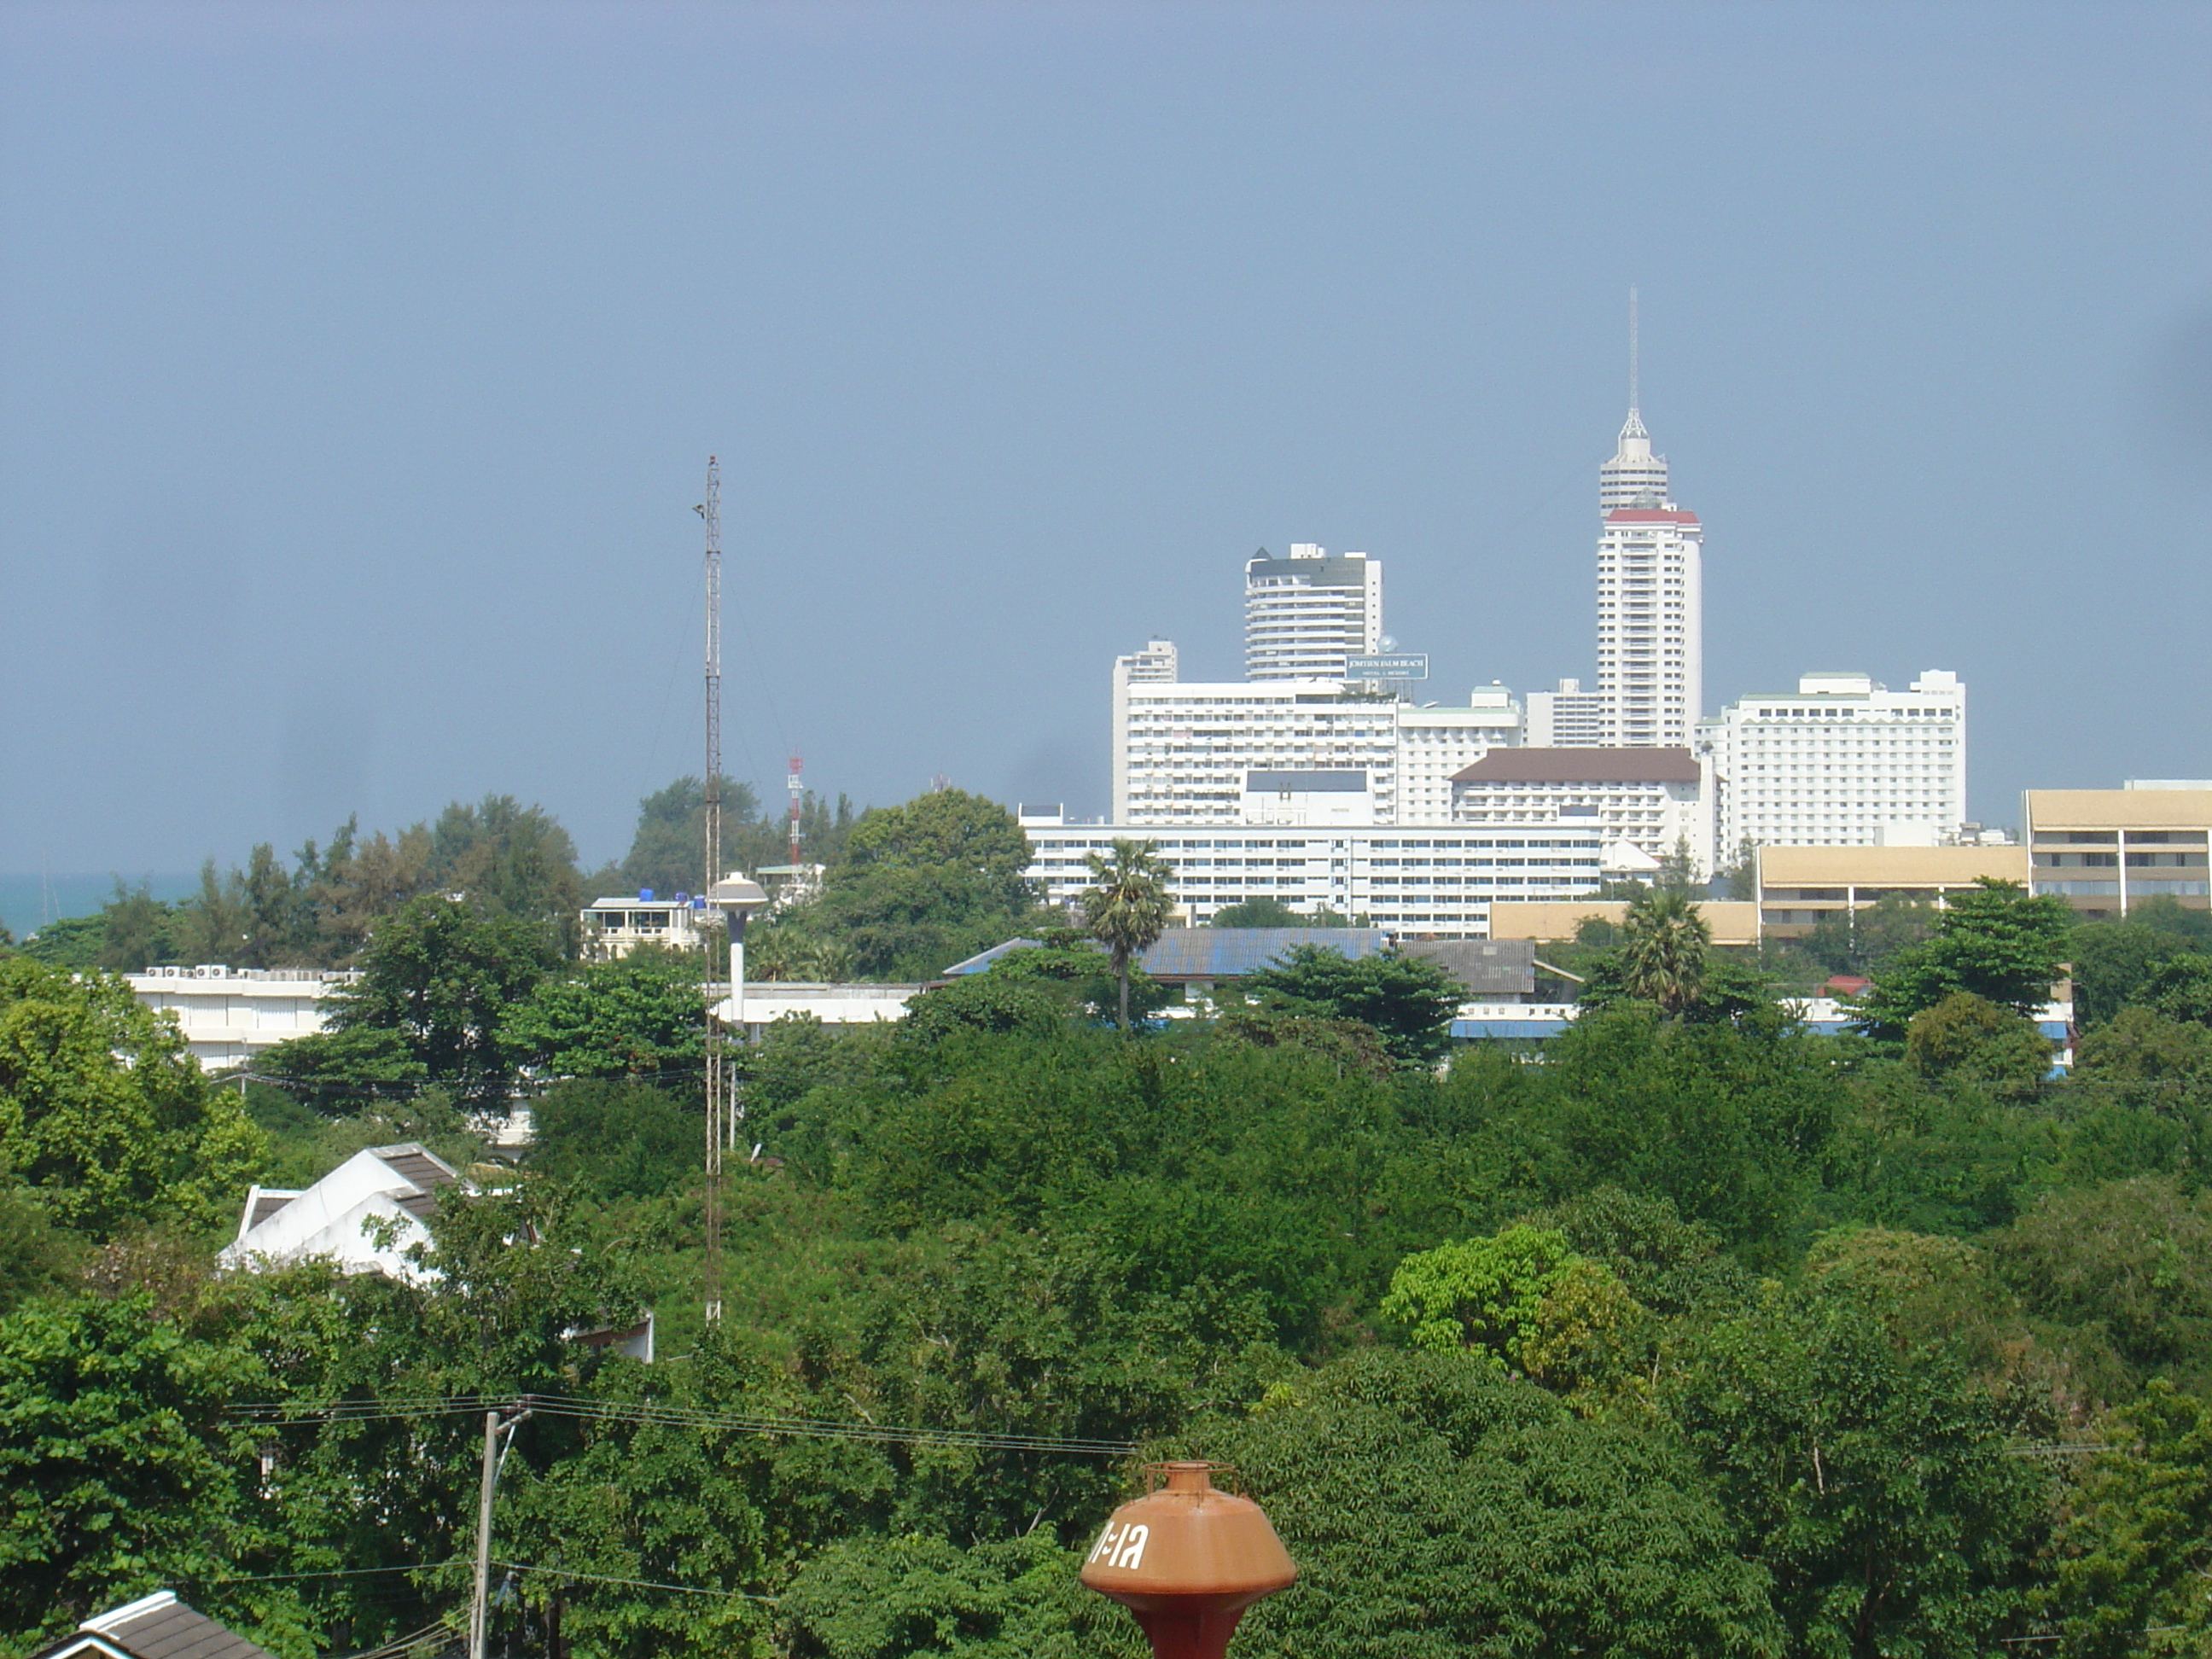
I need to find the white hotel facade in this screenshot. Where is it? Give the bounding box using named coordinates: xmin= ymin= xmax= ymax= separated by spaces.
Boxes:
xmin=1022 ymin=810 xmax=1604 ymax=936
xmin=1695 ymin=671 xmax=1966 ymax=853
xmin=1109 ymin=667 xmax=1521 ymax=828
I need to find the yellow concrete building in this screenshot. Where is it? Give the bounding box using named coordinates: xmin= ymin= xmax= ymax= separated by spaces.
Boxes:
xmin=1486 ymin=899 xmax=1760 ymax=947
xmin=1753 ymin=844 xmax=2029 ymax=939
xmin=2023 ymin=787 xmax=2212 ymax=919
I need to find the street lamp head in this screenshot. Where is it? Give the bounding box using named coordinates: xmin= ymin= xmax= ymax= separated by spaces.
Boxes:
xmin=707 ymin=875 xmax=769 ymax=917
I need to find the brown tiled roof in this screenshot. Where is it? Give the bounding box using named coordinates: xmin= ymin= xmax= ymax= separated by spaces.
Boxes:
xmin=33 ymin=1594 xmax=276 ymax=1659
xmin=1452 ymin=747 xmax=1701 ymax=784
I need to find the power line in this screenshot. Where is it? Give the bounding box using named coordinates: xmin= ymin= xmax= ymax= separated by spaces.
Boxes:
xmin=204 ymin=1562 xmax=469 ymax=1585
xmin=494 ymin=1561 xmax=776 ymax=1603
xmin=230 ymin=1391 xmax=1137 ymax=1458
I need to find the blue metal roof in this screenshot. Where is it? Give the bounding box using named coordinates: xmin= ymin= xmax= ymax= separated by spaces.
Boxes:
xmin=1138 ymin=928 xmax=1391 ymax=981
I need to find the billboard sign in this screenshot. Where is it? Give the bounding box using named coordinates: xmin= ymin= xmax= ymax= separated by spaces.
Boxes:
xmin=1345 ymin=652 xmax=1429 ymax=681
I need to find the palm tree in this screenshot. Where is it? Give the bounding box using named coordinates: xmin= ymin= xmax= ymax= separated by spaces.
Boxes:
xmin=1618 ymin=886 xmax=1711 ymax=1015
xmin=1080 ymin=839 xmax=1176 ymax=1031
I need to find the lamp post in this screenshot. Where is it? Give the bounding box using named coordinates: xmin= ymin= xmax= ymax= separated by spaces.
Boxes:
xmin=702 ymin=874 xmax=767 ymax=1324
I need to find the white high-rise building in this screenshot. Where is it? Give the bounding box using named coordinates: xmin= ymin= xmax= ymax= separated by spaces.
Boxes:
xmin=1022 ymin=809 xmax=1604 ymax=937
xmin=1595 ymin=499 xmax=1702 ymax=747
xmin=1450 ymin=747 xmax=1714 ymax=876
xmin=1525 ymin=678 xmax=1607 ymax=748
xmin=1541 ymin=398 xmax=1704 ymax=750
xmin=1108 ymin=655 xmax=1520 ymax=827
xmin=1395 ymin=690 xmax=1522 ymax=823
xmin=1695 ymin=671 xmax=1966 ymax=854
xmin=1243 ymin=544 xmax=1382 ymax=681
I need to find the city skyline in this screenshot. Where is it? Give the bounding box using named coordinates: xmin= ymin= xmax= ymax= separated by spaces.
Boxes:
xmin=3 ymin=4 xmax=2208 ymax=874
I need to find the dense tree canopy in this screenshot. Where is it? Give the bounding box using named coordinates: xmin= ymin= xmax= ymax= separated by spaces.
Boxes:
xmin=20 ymin=812 xmax=2212 ymax=1659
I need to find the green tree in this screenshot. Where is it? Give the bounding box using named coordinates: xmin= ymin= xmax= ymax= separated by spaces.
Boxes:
xmin=2043 ymin=1380 xmax=2212 ymax=1656
xmin=1241 ymin=944 xmax=1464 ymax=1068
xmin=840 ymin=789 xmax=1032 ymax=892
xmin=2072 ymin=1005 xmax=2212 ymax=1083
xmin=0 ymin=958 xmax=263 ymax=1237
xmin=527 ymin=1079 xmax=698 ymax=1201
xmin=16 ymin=911 xmax=108 ymax=969
xmin=1191 ymin=1348 xmax=1784 ymax=1659
xmin=0 ymin=1176 xmax=76 ymax=1316
xmin=1079 ymin=840 xmax=1174 ymax=1031
xmin=428 ymin=794 xmax=584 ymax=956
xmin=0 ymin=1290 xmax=308 ymax=1651
xmin=313 ymin=894 xmax=559 ymax=1107
xmin=1903 ymin=992 xmax=2053 ymax=1088
xmin=1991 ymin=1176 xmax=2212 ymax=1387
xmin=1664 ymin=1293 xmax=2049 ymax=1659
xmin=2138 ymin=952 xmax=2212 ymax=1025
xmin=1207 ymin=895 xmax=1349 ymax=928
xmin=617 ymin=774 xmax=761 ymax=898
xmin=96 ymin=880 xmax=181 ymax=971
xmin=1380 ymin=1224 xmax=1579 ymax=1361
xmin=501 ymin=948 xmax=705 ymax=1086
xmin=1853 ymin=880 xmax=2072 ymax=1042
xmin=815 ymin=791 xmax=1040 ymax=981
xmin=1616 ymin=887 xmax=1709 ymax=1014
xmin=784 ymin=1531 xmax=1135 ymax=1659
xmin=2069 ymin=914 xmax=2212 ymax=1028
xmin=1452 ymin=1006 xmax=1842 ymax=1260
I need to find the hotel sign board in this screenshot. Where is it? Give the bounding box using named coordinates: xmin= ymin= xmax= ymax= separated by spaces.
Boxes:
xmin=1345 ymin=653 xmax=1429 ymax=681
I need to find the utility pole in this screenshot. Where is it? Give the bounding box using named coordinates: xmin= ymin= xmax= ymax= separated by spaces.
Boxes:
xmin=469 ymin=1403 xmax=530 ymax=1659
xmin=698 ymin=457 xmax=725 ymax=1325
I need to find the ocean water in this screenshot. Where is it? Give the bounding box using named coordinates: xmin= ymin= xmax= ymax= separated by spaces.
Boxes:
xmin=0 ymin=873 xmax=198 ymax=940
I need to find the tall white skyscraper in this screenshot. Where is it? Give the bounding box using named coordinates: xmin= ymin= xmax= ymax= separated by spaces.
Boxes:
xmin=1594 ymin=303 xmax=1700 ymax=746
xmin=1595 ymin=492 xmax=1703 ymax=748
xmin=1243 ymin=544 xmax=1382 ymax=681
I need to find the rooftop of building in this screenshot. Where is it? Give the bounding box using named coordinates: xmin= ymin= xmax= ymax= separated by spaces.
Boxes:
xmin=1485 ymin=899 xmax=1759 ymax=947
xmin=1603 ymin=507 xmax=1700 ymax=526
xmin=1756 ymin=844 xmax=2030 ymax=885
xmin=32 ymin=1592 xmax=276 ymax=1659
xmin=1452 ymin=747 xmax=1701 ymax=785
xmin=2026 ymin=789 xmax=2212 ymax=829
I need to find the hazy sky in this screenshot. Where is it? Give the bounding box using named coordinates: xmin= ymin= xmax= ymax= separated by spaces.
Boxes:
xmin=5 ymin=1 xmax=2210 ymax=876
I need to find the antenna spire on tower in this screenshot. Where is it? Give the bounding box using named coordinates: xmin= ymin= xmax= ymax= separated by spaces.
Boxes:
xmin=1629 ymin=285 xmax=1640 ymax=416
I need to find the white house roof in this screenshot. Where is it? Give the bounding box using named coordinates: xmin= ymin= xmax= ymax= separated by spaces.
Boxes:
xmin=220 ymin=1142 xmax=465 ymax=1281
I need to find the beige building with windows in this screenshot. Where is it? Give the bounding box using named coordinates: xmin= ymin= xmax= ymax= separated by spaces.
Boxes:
xmin=2023 ymin=785 xmax=2212 ymax=919
xmin=1486 ymin=899 xmax=1759 ymax=947
xmin=1753 ymin=844 xmax=2031 ymax=940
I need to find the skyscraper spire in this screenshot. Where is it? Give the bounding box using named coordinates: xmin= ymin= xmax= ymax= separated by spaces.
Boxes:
xmin=1600 ymin=288 xmax=1667 ymax=511
xmin=1628 ymin=284 xmax=1639 ymax=417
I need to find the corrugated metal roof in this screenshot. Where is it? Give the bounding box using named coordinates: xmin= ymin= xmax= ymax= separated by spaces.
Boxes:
xmin=370 ymin=1145 xmax=461 ymax=1191
xmin=35 ymin=1594 xmax=278 ymax=1659
xmin=1453 ymin=747 xmax=1701 ymax=784
xmin=1138 ymin=928 xmax=1390 ymax=981
xmin=1402 ymin=939 xmax=1537 ymax=995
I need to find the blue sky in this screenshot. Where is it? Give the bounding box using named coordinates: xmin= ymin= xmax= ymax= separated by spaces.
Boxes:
xmin=4 ymin=1 xmax=2209 ymax=876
